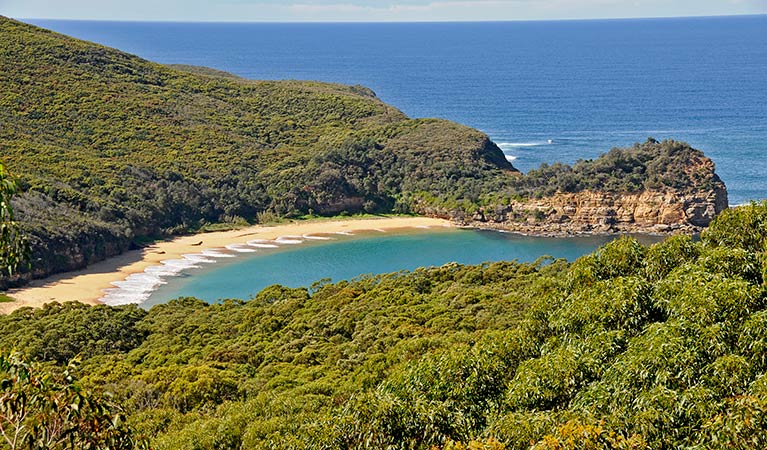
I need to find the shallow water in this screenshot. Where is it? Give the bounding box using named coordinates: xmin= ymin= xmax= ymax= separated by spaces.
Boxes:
xmin=141 ymin=228 xmax=662 ymax=306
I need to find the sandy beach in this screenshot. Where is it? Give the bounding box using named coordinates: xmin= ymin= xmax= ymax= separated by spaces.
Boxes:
xmin=1 ymin=216 xmax=451 ymax=314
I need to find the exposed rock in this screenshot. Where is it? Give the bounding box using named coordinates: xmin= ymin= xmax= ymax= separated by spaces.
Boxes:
xmin=463 ymin=182 xmax=728 ymax=236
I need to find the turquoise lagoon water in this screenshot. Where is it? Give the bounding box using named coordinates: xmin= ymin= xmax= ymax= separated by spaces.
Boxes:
xmin=140 ymin=228 xmax=661 ymax=306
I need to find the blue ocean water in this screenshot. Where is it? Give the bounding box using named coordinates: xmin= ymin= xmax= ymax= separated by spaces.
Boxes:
xmin=28 ymin=16 xmax=767 ymax=205
xmin=143 ymin=228 xmax=660 ymax=306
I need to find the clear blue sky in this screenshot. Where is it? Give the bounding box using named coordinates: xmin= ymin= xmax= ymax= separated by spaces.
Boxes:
xmin=3 ymin=0 xmax=766 ymax=22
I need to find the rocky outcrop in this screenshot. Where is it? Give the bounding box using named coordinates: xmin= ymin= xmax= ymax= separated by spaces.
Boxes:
xmin=463 ymin=184 xmax=728 ymax=236
xmin=453 ymin=138 xmax=731 ymax=236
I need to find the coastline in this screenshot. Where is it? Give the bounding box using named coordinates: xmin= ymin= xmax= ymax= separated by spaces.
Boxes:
xmin=1 ymin=216 xmax=451 ymax=314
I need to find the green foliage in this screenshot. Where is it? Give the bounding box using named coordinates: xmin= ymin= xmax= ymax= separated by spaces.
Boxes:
xmin=0 ymin=261 xmax=542 ymax=449
xmin=0 ymin=302 xmax=147 ymax=364
xmin=0 ymin=17 xmax=748 ymax=450
xmin=567 ymin=236 xmax=647 ymax=290
xmin=514 ymin=138 xmax=723 ymax=198
xmin=700 ymin=378 xmax=767 ymax=449
xmin=0 ymin=352 xmax=147 ymax=449
xmin=642 ymin=234 xmax=699 ymax=281
xmin=702 ymin=201 xmax=767 ymax=253
xmin=333 ymin=337 xmax=533 ymax=449
xmin=0 ymin=163 xmax=29 ymax=276
xmin=0 ymin=17 xmax=516 ymax=284
xmin=5 ymin=204 xmax=767 ymax=449
xmin=530 ymin=420 xmax=646 ymax=450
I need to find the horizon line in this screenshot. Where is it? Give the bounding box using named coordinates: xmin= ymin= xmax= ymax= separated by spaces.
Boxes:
xmin=15 ymin=12 xmax=767 ymax=25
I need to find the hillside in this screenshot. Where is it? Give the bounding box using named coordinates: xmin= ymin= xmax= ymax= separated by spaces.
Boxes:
xmin=0 ymin=17 xmax=516 ymax=285
xmin=2 ymin=202 xmax=766 ymax=449
xmin=0 ymin=17 xmax=726 ymax=288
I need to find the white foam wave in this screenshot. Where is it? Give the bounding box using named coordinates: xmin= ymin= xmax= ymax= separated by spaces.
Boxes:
xmin=145 ymin=264 xmax=186 ymax=277
xmin=201 ymin=249 xmax=237 ymax=258
xmin=372 ymin=228 xmax=387 ymax=233
xmin=302 ymin=234 xmax=333 ymax=240
xmin=181 ymin=254 xmax=216 ymax=264
xmin=334 ymin=231 xmax=354 ymax=236
xmin=247 ymin=239 xmax=280 ymax=248
xmin=498 ymin=142 xmax=541 ymax=148
xmin=226 ymin=243 xmax=258 ymax=253
xmin=101 ymin=272 xmax=166 ymax=306
xmin=160 ymin=260 xmax=198 ymax=272
xmin=100 ymin=227 xmax=361 ymax=307
xmin=275 ymin=236 xmax=303 ymax=244
xmin=504 ymin=154 xmax=518 ymax=162
xmin=100 ymin=253 xmax=223 ymax=305
xmin=101 ymin=288 xmax=153 ymax=306
xmin=415 ymin=225 xmax=431 ymax=229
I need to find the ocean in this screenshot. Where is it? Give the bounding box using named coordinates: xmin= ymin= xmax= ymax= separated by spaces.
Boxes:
xmin=28 ymin=16 xmax=767 ymax=205
xmin=22 ymin=16 xmax=767 ymax=304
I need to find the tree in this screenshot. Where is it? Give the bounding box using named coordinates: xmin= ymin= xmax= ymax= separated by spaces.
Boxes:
xmin=0 ymin=352 xmax=148 ymax=450
xmin=0 ymin=163 xmax=29 ymax=275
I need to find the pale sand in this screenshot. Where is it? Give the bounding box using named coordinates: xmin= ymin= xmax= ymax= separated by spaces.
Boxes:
xmin=0 ymin=217 xmax=451 ymax=314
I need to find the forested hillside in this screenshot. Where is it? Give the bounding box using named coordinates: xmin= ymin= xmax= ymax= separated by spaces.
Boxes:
xmin=0 ymin=16 xmax=515 ymax=284
xmin=0 ymin=17 xmax=727 ymax=286
xmin=2 ymin=202 xmax=766 ymax=449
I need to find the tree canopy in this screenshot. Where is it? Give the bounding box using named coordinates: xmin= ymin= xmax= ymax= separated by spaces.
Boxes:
xmin=0 ymin=163 xmax=28 ymax=276
xmin=2 ymin=203 xmax=766 ymax=449
xmin=0 ymin=352 xmax=148 ymax=449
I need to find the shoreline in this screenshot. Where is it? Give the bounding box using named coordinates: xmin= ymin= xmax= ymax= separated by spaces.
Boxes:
xmin=1 ymin=216 xmax=452 ymax=314
xmin=460 ymin=221 xmax=700 ymax=237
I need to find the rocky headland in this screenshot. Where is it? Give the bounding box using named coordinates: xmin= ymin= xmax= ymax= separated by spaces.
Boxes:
xmin=464 ymin=187 xmax=728 ymax=236
xmin=433 ymin=138 xmax=729 ymax=236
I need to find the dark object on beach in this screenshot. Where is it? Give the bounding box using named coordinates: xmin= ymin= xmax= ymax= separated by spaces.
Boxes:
xmin=190 ymin=241 xmax=203 ymax=246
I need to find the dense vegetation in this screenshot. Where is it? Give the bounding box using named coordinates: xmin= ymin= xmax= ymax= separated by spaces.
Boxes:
xmin=511 ymin=137 xmax=722 ymax=198
xmin=0 ymin=352 xmax=147 ymax=449
xmin=1 ymin=163 xmax=140 ymax=448
xmin=1 ymin=17 xmax=724 ymax=286
xmin=2 ymin=202 xmax=767 ymax=449
xmin=0 ymin=163 xmax=28 ymax=276
xmin=0 ymin=16 xmax=515 ymax=283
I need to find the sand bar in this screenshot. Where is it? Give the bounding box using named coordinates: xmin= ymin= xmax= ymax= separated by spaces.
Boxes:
xmin=1 ymin=216 xmax=452 ymax=314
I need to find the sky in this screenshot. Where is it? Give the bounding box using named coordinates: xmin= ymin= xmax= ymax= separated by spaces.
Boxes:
xmin=2 ymin=0 xmax=766 ymax=22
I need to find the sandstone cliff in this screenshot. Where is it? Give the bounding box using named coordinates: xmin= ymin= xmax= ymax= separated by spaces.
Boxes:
xmin=457 ymin=140 xmax=729 ymax=235
xmin=464 ymin=186 xmax=728 ymax=236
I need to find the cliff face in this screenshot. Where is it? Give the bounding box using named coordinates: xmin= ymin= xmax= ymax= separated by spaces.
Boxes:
xmin=465 ymin=184 xmax=728 ymax=235
xmin=457 ymin=141 xmax=730 ymax=235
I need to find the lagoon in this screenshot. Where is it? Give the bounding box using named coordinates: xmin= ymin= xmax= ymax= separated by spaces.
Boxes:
xmin=145 ymin=227 xmax=662 ymax=307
